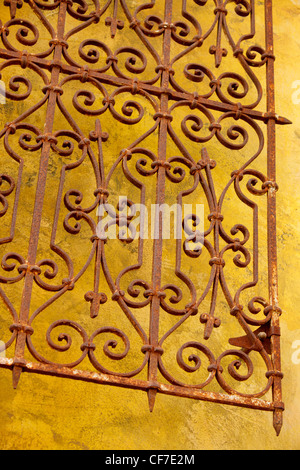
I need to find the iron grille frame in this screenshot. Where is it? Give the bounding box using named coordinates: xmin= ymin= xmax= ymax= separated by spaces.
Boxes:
xmin=0 ymin=0 xmax=290 ymax=436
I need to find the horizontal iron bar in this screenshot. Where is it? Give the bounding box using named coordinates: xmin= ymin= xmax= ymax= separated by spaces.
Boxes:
xmin=0 ymin=48 xmax=291 ymax=126
xmin=0 ymin=357 xmax=275 ymax=412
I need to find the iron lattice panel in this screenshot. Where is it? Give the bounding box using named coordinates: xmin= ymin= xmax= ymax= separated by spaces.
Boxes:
xmin=0 ymin=0 xmax=289 ymax=435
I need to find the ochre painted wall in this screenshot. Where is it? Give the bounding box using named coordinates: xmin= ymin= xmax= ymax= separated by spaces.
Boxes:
xmin=0 ymin=0 xmax=299 ymax=450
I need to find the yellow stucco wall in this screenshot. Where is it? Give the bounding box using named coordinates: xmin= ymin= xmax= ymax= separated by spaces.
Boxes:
xmin=0 ymin=0 xmax=299 ymax=450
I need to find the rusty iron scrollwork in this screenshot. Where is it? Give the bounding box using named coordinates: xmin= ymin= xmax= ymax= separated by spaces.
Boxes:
xmin=0 ymin=0 xmax=290 ymax=435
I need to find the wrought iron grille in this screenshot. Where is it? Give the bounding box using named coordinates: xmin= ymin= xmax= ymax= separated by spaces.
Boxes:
xmin=0 ymin=0 xmax=290 ymax=436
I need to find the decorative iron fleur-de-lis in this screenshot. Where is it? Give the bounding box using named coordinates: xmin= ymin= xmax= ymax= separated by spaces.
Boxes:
xmin=105 ymin=0 xmax=124 ymax=38
xmin=4 ymin=0 xmax=23 ymax=19
xmin=209 ymin=0 xmax=253 ymax=67
xmin=84 ymin=119 xmax=109 ymax=319
xmin=210 ymin=2 xmax=229 ymax=67
xmin=84 ymin=291 xmax=108 ymax=319
xmin=197 ymin=149 xmax=222 ymax=340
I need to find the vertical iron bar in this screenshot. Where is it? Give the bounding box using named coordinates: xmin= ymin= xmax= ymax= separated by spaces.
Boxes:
xmin=12 ymin=1 xmax=67 ymax=388
xmin=265 ymin=0 xmax=283 ymax=436
xmin=147 ymin=0 xmax=173 ymax=411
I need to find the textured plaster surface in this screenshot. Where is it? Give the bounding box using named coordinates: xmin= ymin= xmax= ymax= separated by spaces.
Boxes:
xmin=0 ymin=0 xmax=299 ymax=450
